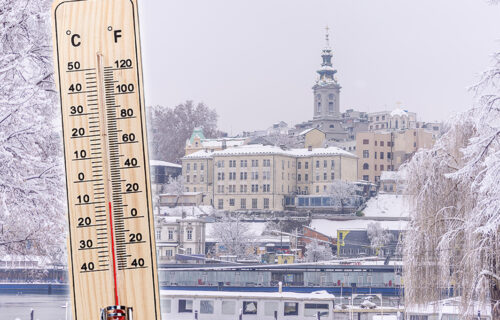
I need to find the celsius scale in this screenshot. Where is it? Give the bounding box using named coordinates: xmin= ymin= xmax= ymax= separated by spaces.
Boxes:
xmin=51 ymin=0 xmax=161 ymax=319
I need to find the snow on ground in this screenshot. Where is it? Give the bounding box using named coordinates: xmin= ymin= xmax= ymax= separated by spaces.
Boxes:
xmin=362 ymin=194 xmax=410 ymax=217
xmin=310 ymin=219 xmax=408 ymax=238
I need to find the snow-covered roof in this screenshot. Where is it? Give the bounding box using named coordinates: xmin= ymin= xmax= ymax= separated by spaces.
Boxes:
xmin=150 ymin=160 xmax=182 ymax=168
xmin=310 ymin=219 xmax=408 ymax=238
xmin=213 ymin=144 xmax=288 ymax=157
xmin=362 ymin=194 xmax=410 ymax=218
xmin=201 ymin=138 xmax=246 ymax=148
xmin=206 ymin=222 xmax=267 ymax=242
xmin=299 ymin=128 xmax=323 ymax=136
xmin=287 ymin=146 xmax=357 ymax=158
xmin=390 ymin=108 xmax=409 ymax=117
xmin=182 ymin=150 xmax=214 ymax=159
xmin=158 ymin=205 xmax=215 ymax=217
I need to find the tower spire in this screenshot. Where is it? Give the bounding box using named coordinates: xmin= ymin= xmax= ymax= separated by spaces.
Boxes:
xmin=316 ymin=27 xmax=337 ymax=85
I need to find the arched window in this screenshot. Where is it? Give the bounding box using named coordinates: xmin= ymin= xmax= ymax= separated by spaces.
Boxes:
xmin=317 ymin=102 xmax=321 ymax=113
xmin=363 ymin=163 xmax=369 ymax=170
xmin=328 ymin=94 xmax=334 ymax=100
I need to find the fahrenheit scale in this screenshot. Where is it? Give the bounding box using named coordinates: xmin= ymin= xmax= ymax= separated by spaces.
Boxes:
xmin=52 ymin=0 xmax=160 ymax=319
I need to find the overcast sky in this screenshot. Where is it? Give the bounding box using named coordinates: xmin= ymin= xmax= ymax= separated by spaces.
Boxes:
xmin=138 ymin=0 xmax=500 ymax=134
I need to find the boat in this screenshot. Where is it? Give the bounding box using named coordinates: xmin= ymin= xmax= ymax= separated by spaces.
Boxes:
xmin=160 ymin=289 xmax=402 ymax=320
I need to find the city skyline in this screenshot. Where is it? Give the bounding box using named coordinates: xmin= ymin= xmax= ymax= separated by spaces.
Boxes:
xmin=138 ymin=0 xmax=500 ymax=133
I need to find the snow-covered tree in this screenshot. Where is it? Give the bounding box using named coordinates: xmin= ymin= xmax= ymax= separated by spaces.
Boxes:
xmin=210 ymin=214 xmax=257 ymax=259
xmin=149 ymin=101 xmax=221 ymax=163
xmin=0 ymin=0 xmax=65 ymax=258
xmin=366 ymin=222 xmax=394 ymax=256
xmin=327 ymin=180 xmax=361 ymax=214
xmin=402 ymin=50 xmax=500 ymax=318
xmin=161 ymin=176 xmax=185 ymax=206
xmin=304 ymin=239 xmax=334 ymax=262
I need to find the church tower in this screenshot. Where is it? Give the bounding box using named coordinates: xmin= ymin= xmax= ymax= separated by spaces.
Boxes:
xmin=313 ymin=27 xmax=341 ymax=120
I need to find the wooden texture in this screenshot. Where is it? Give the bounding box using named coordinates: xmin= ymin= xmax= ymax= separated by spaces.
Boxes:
xmin=51 ymin=0 xmax=160 ymax=319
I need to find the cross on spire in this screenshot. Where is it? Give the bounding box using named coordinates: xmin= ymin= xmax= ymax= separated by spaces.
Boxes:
xmin=325 ymin=25 xmax=330 ymax=48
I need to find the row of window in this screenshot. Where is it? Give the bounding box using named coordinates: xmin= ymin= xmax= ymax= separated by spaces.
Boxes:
xmin=185 ymin=163 xmax=204 ymax=172
xmin=186 ymin=175 xmax=204 ymax=183
xmin=158 ymin=229 xmax=193 ymax=241
xmin=363 ymin=163 xmax=391 ymax=171
xmin=297 ymin=160 xmax=335 ymax=170
xmin=217 ymin=159 xmax=275 ymax=168
xmin=163 ymin=299 xmax=329 ymax=317
xmin=362 ymin=150 xmax=393 ymax=159
xmin=217 ymin=184 xmax=272 ymax=194
xmin=297 ymin=172 xmax=335 ymax=182
xmin=362 ymin=139 xmax=393 ymax=147
xmin=218 ymin=198 xmax=270 ymax=210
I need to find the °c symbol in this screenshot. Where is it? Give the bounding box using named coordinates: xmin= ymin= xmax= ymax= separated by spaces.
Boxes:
xmin=66 ymin=30 xmax=71 ymax=35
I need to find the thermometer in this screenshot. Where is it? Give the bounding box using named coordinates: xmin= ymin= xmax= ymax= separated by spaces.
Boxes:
xmin=52 ymin=0 xmax=160 ymax=319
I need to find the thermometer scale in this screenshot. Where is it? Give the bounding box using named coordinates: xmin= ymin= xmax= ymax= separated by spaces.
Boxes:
xmin=52 ymin=0 xmax=160 ymax=319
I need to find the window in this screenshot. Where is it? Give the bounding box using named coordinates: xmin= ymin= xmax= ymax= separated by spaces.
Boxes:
xmin=316 ymin=175 xmax=319 ymax=182
xmin=375 ymin=165 xmax=378 ymax=171
xmin=323 ymin=173 xmax=327 ymax=180
xmin=328 ymin=102 xmax=334 ymax=113
xmin=229 ymin=198 xmax=235 ymax=206
xmin=382 ymin=115 xmax=385 ymax=120
xmin=186 ymin=175 xmax=190 ymax=183
xmin=240 ymin=198 xmax=246 ymax=209
xmin=166 ymin=249 xmax=172 ymax=257
xmin=243 ymin=301 xmax=258 ymax=315
xmin=186 ymin=248 xmax=192 ymax=254
xmin=201 ymin=163 xmax=204 ymax=170
xmin=363 ymin=150 xmax=369 ymax=158
xmin=252 ymin=198 xmax=257 ymax=209
xmin=363 ymin=175 xmax=369 ymax=181
xmin=251 ymin=172 xmax=259 ymax=180
xmin=240 ymin=185 xmax=247 ymax=193
xmin=200 ymin=174 xmax=204 ymax=182
xmin=229 ymin=160 xmax=236 ymax=167
xmin=304 ymin=303 xmax=329 ymax=318
xmin=316 ymin=160 xmax=320 ymax=168
xmin=229 ymin=172 xmax=235 ymax=180
xmin=218 ymin=199 xmax=223 ymax=209
xmin=380 ymin=165 xmax=384 ymax=171
xmin=193 ymin=163 xmax=197 ymax=171
xmin=363 ymin=139 xmax=369 ymax=144
xmin=263 ymin=159 xmax=271 ymax=167
xmin=387 ymin=152 xmax=392 ymax=159
xmin=316 ymin=186 xmax=319 ymax=193
xmin=305 ymin=162 xmax=309 ymax=169
xmin=251 ymin=159 xmax=259 ymax=167
xmin=298 ymin=174 xmax=301 ymax=181
xmin=317 ymin=102 xmax=321 ymax=113
xmin=222 ymin=301 xmax=236 ymax=315
xmin=331 ymin=172 xmax=334 ymax=180
xmin=263 ymin=184 xmax=270 ymax=192
xmin=298 ymin=162 xmax=301 ymax=169
xmin=264 ymin=302 xmax=278 ymax=316
xmin=331 ymin=160 xmax=335 ymax=168
xmin=380 ymin=152 xmax=384 ymax=159
xmin=262 ymin=171 xmax=271 ymax=180
xmin=200 ymin=300 xmax=214 ymax=314
xmin=251 ymin=184 xmax=259 ymax=192
xmin=217 ymin=160 xmax=225 ymax=168
xmin=264 ymin=198 xmax=269 ymax=209
xmin=186 ymin=163 xmax=190 ymax=172
xmin=186 ymin=230 xmax=192 ymax=240
xmin=375 ymin=152 xmax=377 ymax=159
xmin=240 ymin=172 xmax=248 ymax=180
xmin=161 ymin=299 xmax=171 ymax=313
xmin=380 ymin=141 xmax=384 ymax=147
xmin=156 ymin=230 xmax=161 ymax=240
xmin=305 ymin=174 xmax=309 ymax=181
xmin=240 ymin=160 xmax=247 ymax=167
xmin=178 ymin=299 xmax=193 ymax=313
xmin=168 ymin=230 xmax=173 ymax=240
xmin=284 ymin=302 xmax=299 ymax=316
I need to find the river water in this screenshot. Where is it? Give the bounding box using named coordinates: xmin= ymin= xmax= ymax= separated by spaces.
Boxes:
xmin=0 ymin=294 xmax=70 ymax=320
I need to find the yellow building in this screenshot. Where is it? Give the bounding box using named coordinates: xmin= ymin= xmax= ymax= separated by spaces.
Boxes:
xmin=356 ymin=128 xmax=434 ymax=183
xmin=182 ymin=144 xmax=358 ymax=211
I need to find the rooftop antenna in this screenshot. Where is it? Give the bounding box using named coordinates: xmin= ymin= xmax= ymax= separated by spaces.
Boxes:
xmin=325 ymin=25 xmax=330 ymax=48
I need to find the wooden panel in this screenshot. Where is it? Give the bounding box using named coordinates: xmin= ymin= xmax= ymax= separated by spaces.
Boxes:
xmin=51 ymin=0 xmax=160 ymax=319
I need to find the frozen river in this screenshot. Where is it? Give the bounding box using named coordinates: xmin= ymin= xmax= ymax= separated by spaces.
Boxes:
xmin=0 ymin=294 xmax=70 ymax=320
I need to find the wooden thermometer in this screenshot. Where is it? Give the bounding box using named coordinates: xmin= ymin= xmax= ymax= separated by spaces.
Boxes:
xmin=52 ymin=0 xmax=160 ymax=319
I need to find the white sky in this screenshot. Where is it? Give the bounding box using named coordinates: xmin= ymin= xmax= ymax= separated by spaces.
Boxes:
xmin=138 ymin=0 xmax=500 ymax=134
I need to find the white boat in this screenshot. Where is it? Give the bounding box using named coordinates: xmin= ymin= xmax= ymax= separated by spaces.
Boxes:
xmin=160 ymin=290 xmax=402 ymax=320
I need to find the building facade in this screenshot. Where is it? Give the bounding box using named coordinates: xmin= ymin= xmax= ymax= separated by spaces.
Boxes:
xmin=368 ymin=109 xmax=417 ymax=132
xmin=182 ymin=144 xmax=358 ymax=212
xmin=155 ymin=216 xmax=206 ymax=264
xmin=185 ymin=127 xmax=246 ymax=156
xmin=356 ymin=129 xmax=434 ymax=183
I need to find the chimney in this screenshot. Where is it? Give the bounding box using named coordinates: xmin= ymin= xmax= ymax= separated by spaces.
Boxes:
xmin=308 ymin=146 xmax=312 ymax=151
xmin=222 ymin=140 xmax=227 ymax=150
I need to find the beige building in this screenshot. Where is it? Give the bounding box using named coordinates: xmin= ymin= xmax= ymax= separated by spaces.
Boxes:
xmin=356 ymin=129 xmax=434 ymax=183
xmin=182 ymin=144 xmax=358 ymax=211
xmin=368 ymin=109 xmax=417 ymax=131
xmin=299 ymin=128 xmax=326 ymax=149
xmin=155 ymin=216 xmax=206 ymax=264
